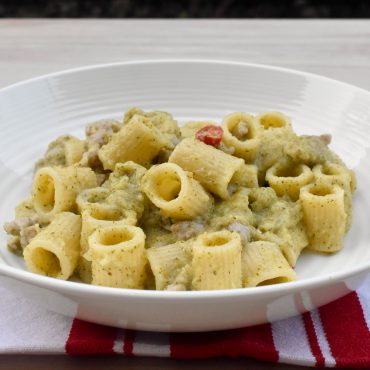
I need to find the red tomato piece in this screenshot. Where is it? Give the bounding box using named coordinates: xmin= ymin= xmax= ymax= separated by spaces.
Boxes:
xmin=195 ymin=125 xmax=223 ymax=148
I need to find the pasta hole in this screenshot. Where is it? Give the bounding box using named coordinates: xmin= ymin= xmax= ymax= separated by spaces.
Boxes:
xmin=259 ymin=114 xmax=286 ymax=129
xmin=154 ymin=171 xmax=181 ymax=202
xmin=275 ymin=165 xmax=303 ymax=178
xmin=31 ymin=248 xmax=61 ymax=277
xmin=321 ymin=164 xmax=341 ymax=176
xmin=35 ymin=173 xmax=55 ymax=212
xmin=89 ymin=207 xmax=126 ymax=222
xmin=98 ymin=229 xmax=134 ymax=246
xmin=308 ymin=185 xmax=333 ymax=197
xmin=203 ymin=235 xmax=230 ymax=247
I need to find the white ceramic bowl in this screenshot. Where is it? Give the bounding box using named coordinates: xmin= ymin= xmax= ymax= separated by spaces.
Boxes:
xmin=0 ymin=60 xmax=369 ymax=332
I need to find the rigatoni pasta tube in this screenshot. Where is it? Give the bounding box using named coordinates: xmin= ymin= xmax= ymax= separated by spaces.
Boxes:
xmin=169 ymin=138 xmax=244 ymax=199
xmin=98 ymin=114 xmax=168 ymax=170
xmin=255 ymin=112 xmax=295 ymax=183
xmin=147 ymin=241 xmax=191 ymax=290
xmin=313 ymin=162 xmax=353 ymax=230
xmin=141 ymin=163 xmax=212 ymax=220
xmin=32 ymin=166 xmax=97 ymax=223
xmin=222 ymin=112 xmax=260 ymax=162
xmin=78 ymin=208 xmax=137 ymax=283
xmin=256 ymin=111 xmax=292 ymax=130
xmin=266 ymin=161 xmax=314 ymax=201
xmin=23 ymin=212 xmax=81 ymax=279
xmin=274 ymin=225 xmax=308 ymax=267
xmin=36 ymin=135 xmax=86 ymax=169
xmin=242 ymin=241 xmax=296 ymax=287
xmin=192 ymin=230 xmax=242 ymax=290
xmin=87 ymin=225 xmax=146 ymax=288
xmin=300 ymin=183 xmax=346 ymax=252
xmin=64 ymin=137 xmax=86 ymax=165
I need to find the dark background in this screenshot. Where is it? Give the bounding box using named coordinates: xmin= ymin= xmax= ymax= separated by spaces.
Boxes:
xmin=0 ymin=0 xmax=369 ymax=18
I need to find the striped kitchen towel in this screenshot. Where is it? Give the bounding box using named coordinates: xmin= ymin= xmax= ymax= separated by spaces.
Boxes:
xmin=0 ymin=274 xmax=369 ymax=368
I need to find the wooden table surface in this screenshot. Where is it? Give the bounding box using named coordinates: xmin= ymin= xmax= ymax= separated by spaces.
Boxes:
xmin=1 ymin=19 xmax=370 ymax=370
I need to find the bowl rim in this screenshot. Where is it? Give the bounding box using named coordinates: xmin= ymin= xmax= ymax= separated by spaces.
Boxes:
xmin=0 ymin=58 xmax=369 ymax=299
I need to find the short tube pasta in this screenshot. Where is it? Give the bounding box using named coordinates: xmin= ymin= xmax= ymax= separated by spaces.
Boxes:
xmin=23 ymin=212 xmax=81 ymax=279
xmin=98 ymin=114 xmax=168 ymax=170
xmin=141 ymin=163 xmax=212 ymax=220
xmin=64 ymin=137 xmax=86 ymax=166
xmin=222 ymin=112 xmax=260 ymax=162
xmin=266 ymin=161 xmax=314 ymax=200
xmin=242 ymin=241 xmax=296 ymax=287
xmin=313 ymin=162 xmax=352 ymax=189
xmin=277 ymin=224 xmax=309 ymax=267
xmin=78 ymin=208 xmax=137 ymax=283
xmin=87 ymin=225 xmax=147 ymax=288
xmin=255 ymin=111 xmax=292 ymax=130
xmin=32 ymin=166 xmax=97 ymax=223
xmin=147 ymin=241 xmax=191 ymax=290
xmin=36 ymin=135 xmax=86 ymax=169
xmin=300 ymin=183 xmax=346 ymax=252
xmin=313 ymin=162 xmax=353 ymax=230
xmin=192 ymin=230 xmax=242 ymax=290
xmin=169 ymin=138 xmax=244 ymax=199
xmin=255 ymin=112 xmax=296 ymax=183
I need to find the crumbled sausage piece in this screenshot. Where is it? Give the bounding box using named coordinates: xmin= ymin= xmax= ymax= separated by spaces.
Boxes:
xmin=85 ymin=120 xmax=121 ymax=147
xmin=231 ymin=121 xmax=249 ymax=141
xmin=4 ymin=215 xmax=41 ymax=253
xmin=20 ymin=224 xmax=41 ymax=248
xmin=227 ymin=222 xmax=251 ymax=244
xmin=79 ymin=149 xmax=105 ymax=172
xmin=319 ymin=134 xmax=332 ymax=145
xmin=170 ymin=220 xmax=205 ymax=240
xmin=7 ymin=236 xmax=22 ymax=255
xmin=4 ymin=216 xmax=39 ymax=236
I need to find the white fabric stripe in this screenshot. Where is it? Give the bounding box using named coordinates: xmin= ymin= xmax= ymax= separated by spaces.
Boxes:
xmin=0 ymin=286 xmax=73 ymax=354
xmin=113 ymin=328 xmax=125 ymax=354
xmin=132 ymin=331 xmax=170 ymax=357
xmin=310 ymin=309 xmax=336 ymax=368
xmin=357 ymin=273 xmax=370 ymax=331
xmin=272 ymin=315 xmax=316 ymax=366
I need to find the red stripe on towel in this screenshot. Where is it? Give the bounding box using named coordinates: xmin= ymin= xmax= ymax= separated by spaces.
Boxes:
xmin=170 ymin=323 xmax=278 ymax=362
xmin=302 ymin=312 xmax=325 ymax=367
xmin=123 ymin=329 xmax=136 ymax=356
xmin=65 ymin=318 xmax=117 ymax=355
xmin=319 ymin=292 xmax=370 ymax=368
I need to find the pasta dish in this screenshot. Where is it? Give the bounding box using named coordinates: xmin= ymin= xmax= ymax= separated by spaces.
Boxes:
xmin=3 ymin=108 xmax=356 ymax=290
